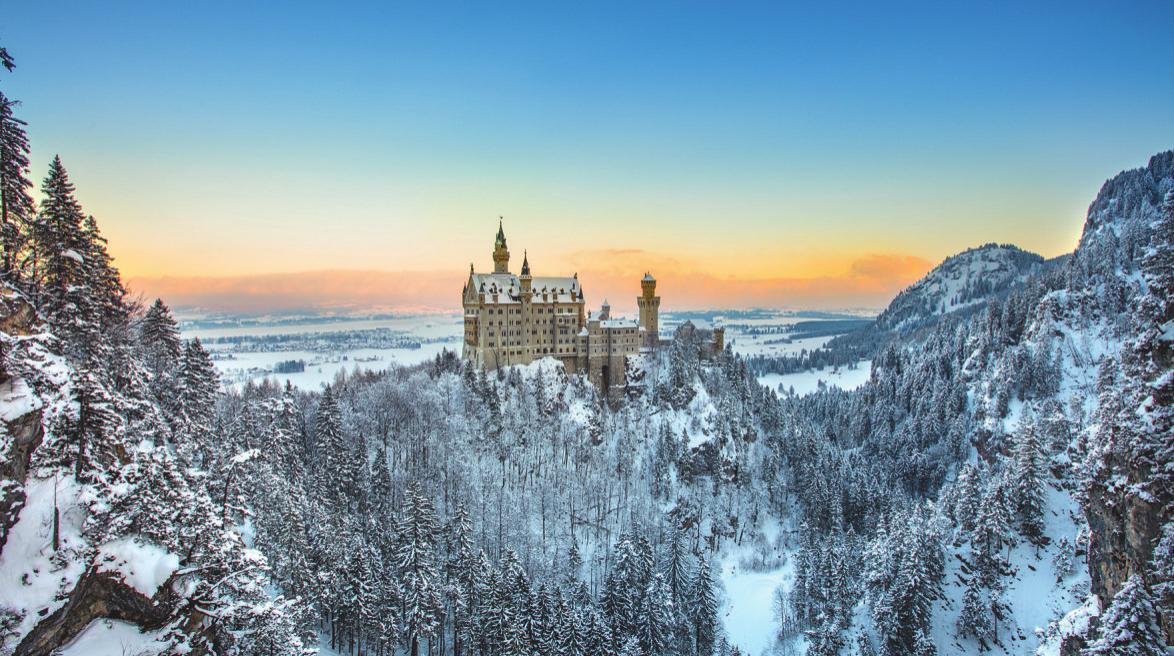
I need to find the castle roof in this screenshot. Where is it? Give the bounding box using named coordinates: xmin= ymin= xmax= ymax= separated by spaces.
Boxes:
xmin=642 ymin=272 xmax=655 ymax=282
xmin=469 ymin=272 xmax=581 ymax=304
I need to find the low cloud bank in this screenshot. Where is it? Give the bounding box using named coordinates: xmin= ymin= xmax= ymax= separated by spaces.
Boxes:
xmin=128 ymin=253 xmax=932 ymax=315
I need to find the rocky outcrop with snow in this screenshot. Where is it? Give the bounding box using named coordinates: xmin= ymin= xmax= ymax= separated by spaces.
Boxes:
xmin=0 ymin=287 xmax=304 ymax=656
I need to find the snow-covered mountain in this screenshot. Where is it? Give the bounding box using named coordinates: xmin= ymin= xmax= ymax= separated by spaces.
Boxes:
xmin=874 ymin=243 xmax=1047 ymax=334
xmin=768 ymin=150 xmax=1173 ymax=656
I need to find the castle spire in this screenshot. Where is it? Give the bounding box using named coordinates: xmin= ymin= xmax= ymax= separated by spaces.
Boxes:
xmin=521 ymin=250 xmax=530 ymax=276
xmin=492 ymin=217 xmax=510 ymax=273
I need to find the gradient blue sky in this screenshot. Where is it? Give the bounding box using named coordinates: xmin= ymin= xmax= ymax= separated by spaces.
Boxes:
xmin=4 ymin=1 xmax=1172 ymax=310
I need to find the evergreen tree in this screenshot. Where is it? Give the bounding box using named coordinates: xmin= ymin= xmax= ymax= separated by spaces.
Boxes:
xmin=0 ymin=89 xmax=33 ymax=281
xmin=140 ymin=298 xmax=182 ymax=381
xmin=971 ymin=483 xmax=1013 ymax=587
xmin=639 ymin=573 xmax=673 ymax=656
xmin=956 ymin=576 xmax=991 ymax=643
xmin=1010 ymin=413 xmax=1047 ymax=546
xmin=1082 ymin=575 xmax=1166 ymax=656
xmin=604 ymin=534 xmax=644 ymax=642
xmin=178 ymin=338 xmax=218 ymax=427
xmin=446 ymin=502 xmax=479 ymax=656
xmin=566 ymin=541 xmax=584 ymax=586
xmin=397 ymin=482 xmax=443 ymax=656
xmin=313 ymin=386 xmax=347 ymax=508
xmin=79 ymin=215 xmax=127 ymax=331
xmin=32 ymin=156 xmax=86 ymax=315
xmin=950 ymin=463 xmax=981 ymax=536
xmin=689 ymin=555 xmax=720 ymax=656
xmin=663 ymin=526 xmax=692 ymax=607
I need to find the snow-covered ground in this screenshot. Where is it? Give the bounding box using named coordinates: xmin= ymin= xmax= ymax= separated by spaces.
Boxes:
xmin=0 ymin=476 xmax=89 ymax=645
xmin=758 ymin=360 xmax=872 ymax=396
xmin=721 ymin=558 xmax=792 ymax=656
xmin=212 ymin=342 xmax=457 ymax=389
xmin=96 ymin=537 xmax=180 ymax=598
xmin=58 ymin=619 xmax=169 ymax=656
xmin=731 ymin=334 xmax=834 ymax=358
xmin=928 ymin=477 xmax=1089 ymax=655
xmin=186 ymin=314 xmax=463 ymax=389
xmin=182 ymin=314 xmax=460 ymax=341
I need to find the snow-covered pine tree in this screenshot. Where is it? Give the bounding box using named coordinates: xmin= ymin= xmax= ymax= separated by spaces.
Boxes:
xmin=397 ymin=482 xmax=443 ymax=656
xmin=970 ymin=482 xmax=1013 ymax=587
xmin=949 ymin=463 xmax=981 ymax=536
xmin=1010 ymin=411 xmax=1047 ymax=547
xmin=0 ymin=88 xmax=33 ymax=282
xmin=956 ymin=575 xmax=991 ymax=643
xmin=312 ymin=385 xmax=347 ymax=509
xmin=140 ymin=298 xmax=182 ymax=383
xmin=30 ymin=156 xmax=85 ymax=316
xmin=566 ymin=541 xmax=584 ymax=586
xmin=178 ymin=338 xmax=218 ymax=427
xmin=663 ymin=526 xmax=694 ymax=653
xmin=28 ymin=156 xmax=107 ymax=363
xmin=639 ymin=572 xmax=673 ymax=656
xmin=689 ymin=554 xmax=720 ymax=656
xmin=604 ymin=534 xmax=643 ymax=644
xmin=78 ymin=215 xmax=127 ymax=333
xmin=1081 ymin=575 xmax=1166 ymax=655
xmin=446 ymin=502 xmax=478 ymax=656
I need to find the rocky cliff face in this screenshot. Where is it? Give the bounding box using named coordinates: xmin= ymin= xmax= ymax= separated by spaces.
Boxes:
xmin=0 ymin=291 xmax=43 ymax=555
xmin=0 ymin=408 xmax=42 ymax=553
xmin=1075 ymin=151 xmax=1173 ymax=644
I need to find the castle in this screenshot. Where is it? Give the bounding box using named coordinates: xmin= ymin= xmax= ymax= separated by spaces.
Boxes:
xmin=462 ymin=220 xmax=662 ymax=394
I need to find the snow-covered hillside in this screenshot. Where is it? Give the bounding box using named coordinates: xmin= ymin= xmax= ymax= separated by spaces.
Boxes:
xmin=768 ymin=151 xmax=1173 ymax=656
xmin=875 ymin=243 xmax=1046 ymax=334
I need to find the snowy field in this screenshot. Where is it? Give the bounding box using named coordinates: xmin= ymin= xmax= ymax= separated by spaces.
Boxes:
xmin=188 ymin=308 xmax=875 ymax=392
xmin=722 ymin=559 xmax=793 ymax=656
xmin=183 ymin=314 xmax=464 ymax=390
xmin=183 ymin=314 xmax=460 ymax=341
xmin=211 ymin=343 xmax=457 ymax=389
xmin=731 ymin=333 xmax=834 ymax=358
xmin=758 ymin=360 xmax=873 ymax=396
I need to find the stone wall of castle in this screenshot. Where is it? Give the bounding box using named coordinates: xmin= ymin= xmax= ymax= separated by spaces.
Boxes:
xmin=462 ymin=222 xmax=661 ymax=394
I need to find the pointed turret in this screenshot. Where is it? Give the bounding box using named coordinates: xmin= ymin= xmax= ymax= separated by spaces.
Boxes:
xmin=520 ymin=250 xmax=532 ymax=294
xmin=492 ymin=217 xmax=510 ymax=273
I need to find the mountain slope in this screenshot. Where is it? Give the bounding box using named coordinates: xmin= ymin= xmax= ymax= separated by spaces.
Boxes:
xmin=770 ymin=150 xmax=1173 ymax=656
xmin=875 ymin=243 xmax=1046 ymax=334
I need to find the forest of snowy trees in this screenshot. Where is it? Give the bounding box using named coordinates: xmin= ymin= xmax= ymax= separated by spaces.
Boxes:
xmin=1 ymin=38 xmax=1172 ymax=656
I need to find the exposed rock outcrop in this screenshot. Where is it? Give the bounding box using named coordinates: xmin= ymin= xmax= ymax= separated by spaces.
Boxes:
xmin=13 ymin=568 xmax=206 ymax=656
xmin=0 ymin=408 xmax=43 ymax=552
